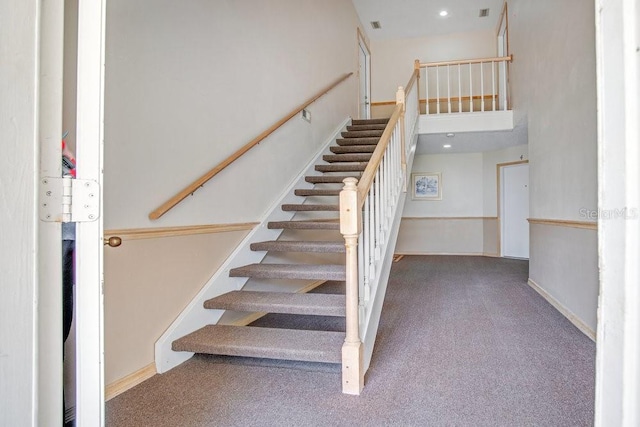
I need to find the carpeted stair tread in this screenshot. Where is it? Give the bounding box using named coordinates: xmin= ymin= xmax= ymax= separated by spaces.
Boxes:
xmin=267 ymin=220 xmax=339 ymax=230
xmin=351 ymin=118 xmax=389 ymax=125
xmin=229 ymin=263 xmax=346 ymax=281
xmin=330 ymin=145 xmax=377 ymax=154
xmin=294 ymin=188 xmax=341 ymax=196
xmin=306 ymin=175 xmax=360 ymax=183
xmin=346 ymin=124 xmax=387 ymax=131
xmin=281 ymin=203 xmax=339 ymax=212
xmin=341 ymin=130 xmax=384 ymax=138
xmin=250 ymin=240 xmax=345 ymax=253
xmin=336 ymin=137 xmax=380 ymax=146
xmin=315 ymin=163 xmax=368 ymax=172
xmin=204 ymin=291 xmax=345 ymax=316
xmin=171 ymin=325 xmax=343 ymax=363
xmin=323 ymin=153 xmax=372 ymax=162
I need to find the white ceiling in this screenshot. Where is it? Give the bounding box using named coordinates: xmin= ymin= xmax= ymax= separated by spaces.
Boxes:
xmin=352 ymin=0 xmax=505 ymax=41
xmin=416 ymin=122 xmax=528 ymax=154
xmin=351 ymin=0 xmax=521 ymax=153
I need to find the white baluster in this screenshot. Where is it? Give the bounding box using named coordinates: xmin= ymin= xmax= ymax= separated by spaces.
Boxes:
xmin=458 ymin=64 xmax=462 ymax=112
xmin=374 ymin=169 xmax=381 ymax=261
xmin=491 ymin=61 xmax=496 ymax=111
xmin=502 ymin=59 xmax=508 ymax=111
xmin=425 ymin=67 xmax=429 ymax=114
xmin=469 ymin=62 xmax=473 ymax=112
xmin=481 ymin=61 xmax=485 ymax=112
xmin=368 ymin=186 xmax=375 ymax=280
xmin=447 ymin=64 xmax=451 ymax=113
xmin=436 ymin=66 xmax=440 ymax=114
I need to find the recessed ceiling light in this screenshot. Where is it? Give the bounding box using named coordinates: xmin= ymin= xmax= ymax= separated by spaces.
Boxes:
xmin=446 ymin=133 xmax=455 ymax=137
xmin=439 ymin=10 xmax=449 ymax=17
xmin=443 ymin=144 xmax=452 ymax=148
xmin=370 ymin=21 xmax=382 ymax=29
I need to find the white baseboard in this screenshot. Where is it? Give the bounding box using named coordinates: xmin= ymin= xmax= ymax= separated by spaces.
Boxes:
xmin=527 ymin=278 xmax=596 ymax=341
xmin=105 ymin=363 xmax=157 ymax=401
xmin=394 ymin=251 xmax=486 ymax=256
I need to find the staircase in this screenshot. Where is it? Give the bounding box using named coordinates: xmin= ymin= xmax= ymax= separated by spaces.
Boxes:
xmin=171 ymin=118 xmax=389 ymax=366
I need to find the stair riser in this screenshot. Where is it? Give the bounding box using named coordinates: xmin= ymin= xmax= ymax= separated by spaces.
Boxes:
xmin=351 ymin=118 xmax=389 ymax=125
xmin=250 ymin=241 xmax=345 ymax=253
xmin=315 ymin=164 xmax=367 ymax=172
xmin=204 ymin=291 xmax=345 ymax=316
xmin=346 ymin=124 xmax=387 ymax=131
xmin=267 ymin=221 xmax=339 ymax=230
xmin=281 ymin=205 xmax=339 ymax=212
xmin=336 ymin=138 xmax=380 ymax=146
xmin=294 ymin=189 xmax=341 ymax=196
xmin=341 ymin=131 xmax=384 ymax=138
xmin=172 ymin=325 xmax=343 ymax=364
xmin=306 ymin=176 xmax=360 ymax=184
xmin=330 ymin=146 xmax=377 ymax=154
xmin=323 ymin=154 xmax=372 ymax=162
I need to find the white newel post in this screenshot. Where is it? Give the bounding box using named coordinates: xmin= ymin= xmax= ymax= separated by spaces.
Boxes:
xmin=340 ymin=177 xmax=364 ymax=394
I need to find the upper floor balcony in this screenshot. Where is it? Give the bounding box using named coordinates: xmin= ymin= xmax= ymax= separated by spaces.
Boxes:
xmin=373 ymin=55 xmax=514 ymax=135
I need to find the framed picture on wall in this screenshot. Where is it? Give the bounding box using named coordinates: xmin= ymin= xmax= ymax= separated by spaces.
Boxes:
xmin=411 ymin=172 xmax=442 ymax=200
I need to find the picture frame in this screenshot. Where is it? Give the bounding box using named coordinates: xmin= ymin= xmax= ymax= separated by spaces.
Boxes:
xmin=411 ymin=172 xmax=442 ymax=200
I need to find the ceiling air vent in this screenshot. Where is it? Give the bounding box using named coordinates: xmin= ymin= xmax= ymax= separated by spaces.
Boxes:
xmin=370 ymin=21 xmax=382 ymax=29
xmin=479 ymin=8 xmax=490 ymax=17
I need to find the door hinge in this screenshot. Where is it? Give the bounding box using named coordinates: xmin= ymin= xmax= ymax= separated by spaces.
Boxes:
xmin=40 ymin=176 xmax=100 ymax=223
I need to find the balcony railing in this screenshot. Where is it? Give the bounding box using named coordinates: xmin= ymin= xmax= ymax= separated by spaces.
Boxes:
xmin=417 ymin=56 xmax=512 ymax=115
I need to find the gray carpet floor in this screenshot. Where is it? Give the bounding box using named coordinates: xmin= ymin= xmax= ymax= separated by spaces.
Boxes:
xmin=106 ymin=256 xmax=595 ymax=426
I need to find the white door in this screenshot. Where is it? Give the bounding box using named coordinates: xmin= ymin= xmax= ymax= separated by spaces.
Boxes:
xmin=358 ymin=37 xmax=371 ymax=119
xmin=501 ymin=163 xmax=529 ymax=258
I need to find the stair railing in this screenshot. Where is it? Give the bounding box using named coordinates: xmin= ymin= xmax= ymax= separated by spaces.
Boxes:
xmin=339 ymin=69 xmax=420 ymax=394
xmin=148 ymin=72 xmax=353 ymax=220
xmin=418 ymin=55 xmax=512 ymax=114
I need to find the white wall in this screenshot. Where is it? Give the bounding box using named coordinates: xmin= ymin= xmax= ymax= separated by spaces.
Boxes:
xmin=0 ymin=0 xmax=39 ymax=423
xmin=371 ymin=30 xmax=497 ymax=102
xmin=404 ymin=153 xmax=484 ymax=217
xmin=398 ymin=145 xmax=527 ymax=255
xmin=104 ymin=230 xmax=249 ymax=386
xmin=104 ymin=0 xmax=363 ymax=229
xmin=508 ymin=0 xmax=598 ymax=332
xmin=102 ymin=0 xmax=365 ymax=386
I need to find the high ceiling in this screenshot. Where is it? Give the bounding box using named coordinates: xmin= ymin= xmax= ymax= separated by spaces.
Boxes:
xmin=352 ymin=0 xmax=505 ymax=41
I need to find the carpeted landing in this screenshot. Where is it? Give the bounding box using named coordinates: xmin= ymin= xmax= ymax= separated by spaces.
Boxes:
xmin=106 ymin=256 xmax=595 ymax=426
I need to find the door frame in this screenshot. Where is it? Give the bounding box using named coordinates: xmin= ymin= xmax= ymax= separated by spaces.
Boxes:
xmin=357 ymin=28 xmax=371 ymax=119
xmin=496 ymin=160 xmax=528 ymax=257
xmin=73 ymin=1 xmax=106 ymax=425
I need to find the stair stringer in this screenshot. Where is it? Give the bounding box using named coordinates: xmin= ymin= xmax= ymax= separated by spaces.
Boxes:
xmin=155 ymin=117 xmax=351 ymax=374
xmin=360 ymin=127 xmax=419 ymax=373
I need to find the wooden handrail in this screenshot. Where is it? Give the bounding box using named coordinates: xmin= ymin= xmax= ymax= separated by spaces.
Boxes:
xmin=356 ymin=103 xmax=403 ymax=206
xmin=420 ymin=55 xmax=512 ymax=68
xmin=149 ymin=72 xmax=354 ymax=220
xmin=405 ymin=69 xmax=419 ymax=94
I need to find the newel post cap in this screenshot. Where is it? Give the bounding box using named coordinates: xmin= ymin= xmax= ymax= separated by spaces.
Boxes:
xmin=339 ymin=177 xmax=362 ymax=235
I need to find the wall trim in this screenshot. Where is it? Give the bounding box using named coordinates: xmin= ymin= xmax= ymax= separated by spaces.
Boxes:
xmin=402 ymin=216 xmax=497 ymax=220
xmin=527 ymin=278 xmax=596 ymax=342
xmin=528 ymin=218 xmax=597 ymax=230
xmin=105 ymin=363 xmax=156 ymax=401
xmin=104 ymin=222 xmax=258 ymax=241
